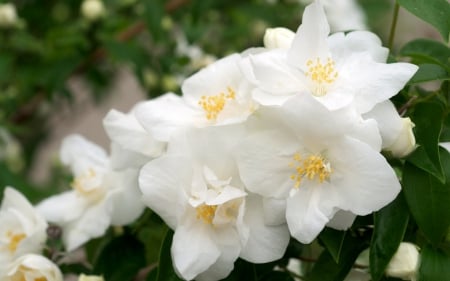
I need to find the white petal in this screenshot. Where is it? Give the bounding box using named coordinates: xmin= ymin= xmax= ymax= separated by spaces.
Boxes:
xmin=139 ymin=156 xmax=192 ymax=229
xmin=103 ymin=108 xmax=165 ymax=158
xmin=36 ymin=191 xmax=87 ymax=223
xmin=235 ymin=130 xmax=298 ymax=199
xmin=329 ymin=137 xmax=401 ymax=215
xmin=263 ymin=27 xmax=295 ymax=49
xmin=263 ymin=197 xmax=287 ymax=225
xmin=326 ymin=210 xmax=357 ymax=230
xmin=108 ymin=142 xmax=150 ymax=170
xmin=60 ymin=134 xmax=108 ymax=176
xmin=172 ymin=215 xmax=220 ymax=280
xmin=240 ymin=195 xmax=289 ymax=263
xmin=206 ymin=185 xmax=246 ymax=206
xmin=288 ymin=1 xmax=330 ymax=69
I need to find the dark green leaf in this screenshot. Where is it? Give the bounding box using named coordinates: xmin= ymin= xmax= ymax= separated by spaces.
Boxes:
xmin=259 ymin=271 xmax=296 ymax=281
xmin=370 ymin=192 xmax=410 ymax=281
xmin=397 ymin=0 xmax=450 ymax=42
xmin=143 ymin=0 xmax=165 ymax=42
xmin=319 ymin=228 xmax=346 ymax=264
xmin=407 ymin=64 xmax=449 ymax=84
xmin=222 ymin=259 xmax=257 ymax=281
xmin=93 ymin=233 xmax=146 ymax=281
xmin=400 ymin=39 xmax=450 ymax=70
xmin=306 ymin=234 xmax=368 ymax=281
xmin=407 ymin=102 xmax=444 ymax=182
xmin=418 ymin=244 xmax=450 ymax=280
xmin=403 ymin=147 xmax=450 ymax=245
xmin=156 ymin=229 xmax=183 ymax=281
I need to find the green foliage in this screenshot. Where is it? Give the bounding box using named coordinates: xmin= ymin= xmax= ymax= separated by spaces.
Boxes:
xmin=418 ymin=245 xmax=450 ymax=280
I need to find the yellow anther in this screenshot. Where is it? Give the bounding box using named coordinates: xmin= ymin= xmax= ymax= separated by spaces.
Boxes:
xmin=305 ymin=57 xmax=338 ymax=97
xmin=196 ymin=204 xmax=217 ymax=224
xmin=71 ymin=168 xmax=98 ymax=194
xmin=198 ymin=87 xmax=236 ymax=121
xmin=7 ymin=231 xmax=26 ymax=253
xmin=289 ymin=153 xmax=332 ymax=188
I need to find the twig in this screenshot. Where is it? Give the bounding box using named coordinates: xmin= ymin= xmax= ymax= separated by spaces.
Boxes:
xmin=388 ymin=3 xmax=400 ymax=50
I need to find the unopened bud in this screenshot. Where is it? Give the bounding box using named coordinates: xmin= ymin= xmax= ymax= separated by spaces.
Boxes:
xmin=385 ymin=242 xmax=419 ymax=280
xmin=81 ymin=0 xmax=105 ymax=22
xmin=263 ymin=27 xmax=295 ymax=49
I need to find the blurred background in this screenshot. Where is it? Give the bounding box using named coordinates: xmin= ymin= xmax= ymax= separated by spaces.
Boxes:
xmin=0 ymin=0 xmax=440 ymax=202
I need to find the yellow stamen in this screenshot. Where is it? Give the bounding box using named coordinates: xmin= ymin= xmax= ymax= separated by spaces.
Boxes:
xmin=7 ymin=231 xmax=26 ymax=253
xmin=305 ymin=57 xmax=338 ymax=97
xmin=198 ymin=87 xmax=236 ymax=120
xmin=196 ymin=204 xmax=217 ymax=224
xmin=71 ymin=168 xmax=97 ymax=194
xmin=289 ymin=152 xmax=332 ymax=188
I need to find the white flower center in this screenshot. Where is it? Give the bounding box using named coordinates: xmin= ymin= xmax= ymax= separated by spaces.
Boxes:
xmin=289 ymin=152 xmax=332 ymax=188
xmin=71 ymin=168 xmax=105 ymax=201
xmin=198 ymin=87 xmax=236 ymax=121
xmin=305 ymin=57 xmax=338 ymax=97
xmin=10 ymin=265 xmax=48 ymax=281
xmin=196 ymin=204 xmax=217 ymax=224
xmin=5 ymin=230 xmax=26 ymax=253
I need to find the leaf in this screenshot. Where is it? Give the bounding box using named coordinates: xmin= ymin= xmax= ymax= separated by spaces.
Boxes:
xmin=93 ymin=233 xmax=146 ymax=281
xmin=370 ymin=192 xmax=410 ymax=281
xmin=258 ymin=271 xmax=295 ymax=281
xmin=306 ymin=234 xmax=368 ymax=281
xmin=403 ymin=147 xmax=450 ymax=246
xmin=407 ymin=64 xmax=449 ymax=84
xmin=400 ymin=39 xmax=450 ymax=71
xmin=418 ymin=244 xmax=450 ymax=280
xmin=143 ymin=0 xmax=165 ymax=42
xmin=397 ymin=0 xmax=450 ymax=42
xmin=156 ymin=229 xmax=183 ymax=281
xmin=222 ymin=259 xmax=257 ymax=281
xmin=319 ymin=228 xmax=346 ymax=264
xmin=407 ymin=102 xmax=444 ymax=182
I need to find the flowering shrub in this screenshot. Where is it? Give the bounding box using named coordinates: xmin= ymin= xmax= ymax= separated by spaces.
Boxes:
xmin=1 ymin=0 xmax=450 ymax=280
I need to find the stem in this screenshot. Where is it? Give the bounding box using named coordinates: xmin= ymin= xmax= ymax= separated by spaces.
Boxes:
xmin=388 ymin=3 xmax=400 ymax=50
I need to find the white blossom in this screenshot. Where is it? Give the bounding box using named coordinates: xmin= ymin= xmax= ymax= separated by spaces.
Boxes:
xmin=263 ymin=27 xmax=295 ymax=49
xmin=386 ymin=242 xmax=420 ymax=280
xmin=81 ymin=0 xmax=105 ymax=21
xmin=3 ymin=254 xmax=62 ymax=281
xmin=0 ymin=3 xmax=17 ymax=28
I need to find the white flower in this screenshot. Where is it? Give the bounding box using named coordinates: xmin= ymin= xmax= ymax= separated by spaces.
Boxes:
xmin=81 ymin=0 xmax=105 ymax=21
xmin=263 ymin=27 xmax=295 ymax=49
xmin=363 ymin=101 xmax=416 ymax=157
xmin=243 ymin=1 xmax=418 ymax=113
xmin=37 ymin=135 xmax=144 ymax=251
xmin=0 ymin=187 xmax=47 ymax=266
xmin=139 ymin=126 xmax=289 ymax=280
xmin=0 ymin=3 xmax=17 ymax=28
xmin=235 ymin=94 xmax=400 ymax=243
xmin=103 ymin=104 xmax=166 ymax=169
xmin=4 ymin=254 xmax=62 ymax=281
xmin=136 ymin=54 xmax=257 ymax=142
xmin=78 ymin=274 xmax=105 ymax=281
xmin=386 ymin=242 xmax=420 ymax=280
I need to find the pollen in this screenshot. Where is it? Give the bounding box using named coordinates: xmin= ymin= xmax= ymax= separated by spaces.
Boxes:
xmin=7 ymin=231 xmax=26 ymax=253
xmin=196 ymin=204 xmax=217 ymax=224
xmin=71 ymin=168 xmax=96 ymax=194
xmin=305 ymin=57 xmax=338 ymax=97
xmin=198 ymin=87 xmax=236 ymax=121
xmin=289 ymin=152 xmax=332 ymax=188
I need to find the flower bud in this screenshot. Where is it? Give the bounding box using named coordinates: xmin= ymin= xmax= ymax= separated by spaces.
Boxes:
xmin=263 ymin=27 xmax=295 ymax=49
xmin=0 ymin=3 xmax=17 ymax=28
xmin=78 ymin=274 xmax=105 ymax=281
xmin=7 ymin=254 xmax=63 ymax=281
xmin=81 ymin=0 xmax=105 ymax=22
xmin=386 ymin=117 xmax=416 ymax=158
xmin=385 ymin=242 xmax=419 ymax=280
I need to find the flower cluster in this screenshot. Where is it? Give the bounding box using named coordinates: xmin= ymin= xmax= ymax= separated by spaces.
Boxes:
xmin=6 ymin=1 xmax=418 ymax=280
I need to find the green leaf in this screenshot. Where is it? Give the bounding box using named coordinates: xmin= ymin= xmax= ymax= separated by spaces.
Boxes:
xmin=222 ymin=259 xmax=257 ymax=281
xmin=397 ymin=0 xmax=450 ymax=42
xmin=403 ymin=147 xmax=450 ymax=245
xmin=143 ymin=0 xmax=165 ymax=42
xmin=156 ymin=229 xmax=183 ymax=281
xmin=93 ymin=233 xmax=146 ymax=281
xmin=306 ymin=234 xmax=368 ymax=281
xmin=370 ymin=192 xmax=410 ymax=281
xmin=259 ymin=271 xmax=295 ymax=281
xmin=407 ymin=64 xmax=449 ymax=84
xmin=319 ymin=228 xmax=346 ymax=263
xmin=400 ymin=39 xmax=450 ymax=71
xmin=407 ymin=102 xmax=444 ymax=182
xmin=418 ymin=244 xmax=450 ymax=280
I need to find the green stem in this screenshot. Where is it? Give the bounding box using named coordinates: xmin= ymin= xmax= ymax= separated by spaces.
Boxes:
xmin=388 ymin=3 xmax=400 ymax=50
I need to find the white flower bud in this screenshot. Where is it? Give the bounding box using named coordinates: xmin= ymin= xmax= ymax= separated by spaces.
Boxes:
xmin=263 ymin=27 xmax=295 ymax=49
xmin=7 ymin=254 xmax=63 ymax=281
xmin=81 ymin=0 xmax=105 ymax=22
xmin=386 ymin=117 xmax=416 ymax=158
xmin=0 ymin=3 xmax=17 ymax=28
xmin=385 ymin=242 xmax=420 ymax=280
xmin=78 ymin=274 xmax=105 ymax=281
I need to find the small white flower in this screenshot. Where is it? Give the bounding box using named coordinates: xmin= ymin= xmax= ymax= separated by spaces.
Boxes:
xmin=139 ymin=126 xmax=289 ymax=280
xmin=0 ymin=187 xmax=47 ymax=266
xmin=386 ymin=242 xmax=420 ymax=281
xmin=78 ymin=274 xmax=105 ymax=281
xmin=81 ymin=0 xmax=105 ymax=21
xmin=5 ymin=254 xmax=63 ymax=281
xmin=235 ymin=94 xmax=400 ymax=243
xmin=37 ymin=135 xmax=144 ymax=251
xmin=0 ymin=3 xmax=17 ymax=28
xmin=263 ymin=27 xmax=295 ymax=49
